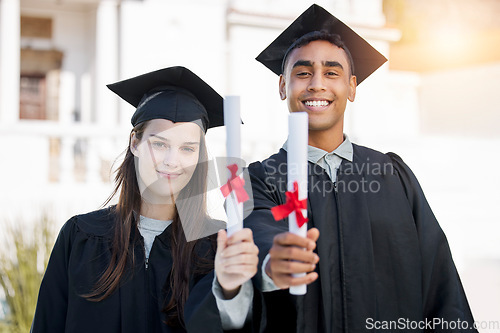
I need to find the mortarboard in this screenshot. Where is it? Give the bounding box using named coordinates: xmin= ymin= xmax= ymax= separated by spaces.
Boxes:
xmin=107 ymin=66 xmax=224 ymax=131
xmin=256 ymin=4 xmax=387 ymax=84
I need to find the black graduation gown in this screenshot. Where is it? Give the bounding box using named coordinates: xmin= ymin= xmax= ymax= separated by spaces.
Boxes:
xmin=31 ymin=207 xmax=226 ymax=333
xmin=244 ymin=144 xmax=477 ymax=333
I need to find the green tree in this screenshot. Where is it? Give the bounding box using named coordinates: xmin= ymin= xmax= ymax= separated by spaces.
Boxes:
xmin=0 ymin=215 xmax=55 ymax=333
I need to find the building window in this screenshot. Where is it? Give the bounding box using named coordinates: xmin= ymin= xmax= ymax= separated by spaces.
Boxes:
xmin=19 ymin=75 xmax=46 ymax=120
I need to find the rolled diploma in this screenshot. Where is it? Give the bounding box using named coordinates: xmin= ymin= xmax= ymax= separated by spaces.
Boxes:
xmin=224 ymin=95 xmax=243 ymax=237
xmin=287 ymin=112 xmax=308 ymax=295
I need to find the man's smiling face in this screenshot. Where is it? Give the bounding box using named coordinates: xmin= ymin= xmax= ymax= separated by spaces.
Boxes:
xmin=279 ymin=40 xmax=356 ymax=135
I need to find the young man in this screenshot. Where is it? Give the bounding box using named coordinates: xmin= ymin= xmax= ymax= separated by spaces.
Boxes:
xmin=244 ymin=4 xmax=476 ymax=332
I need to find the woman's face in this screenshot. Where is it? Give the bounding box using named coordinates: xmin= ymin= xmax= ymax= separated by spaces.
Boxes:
xmin=131 ymin=119 xmax=201 ymax=205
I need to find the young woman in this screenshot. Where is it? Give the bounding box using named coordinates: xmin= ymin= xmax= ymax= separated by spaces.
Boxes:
xmin=31 ymin=67 xmax=259 ymax=332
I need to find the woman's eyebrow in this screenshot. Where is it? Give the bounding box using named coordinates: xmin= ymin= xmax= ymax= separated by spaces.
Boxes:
xmin=149 ymin=134 xmax=169 ymax=141
xmin=149 ymin=134 xmax=200 ymax=146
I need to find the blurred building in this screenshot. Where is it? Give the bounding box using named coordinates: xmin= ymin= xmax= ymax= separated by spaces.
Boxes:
xmin=0 ymin=0 xmax=398 ymax=223
xmin=0 ymin=0 xmax=498 ymax=328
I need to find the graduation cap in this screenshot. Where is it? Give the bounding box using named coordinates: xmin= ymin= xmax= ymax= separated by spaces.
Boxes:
xmin=107 ymin=66 xmax=224 ymax=131
xmin=256 ymin=4 xmax=387 ymax=84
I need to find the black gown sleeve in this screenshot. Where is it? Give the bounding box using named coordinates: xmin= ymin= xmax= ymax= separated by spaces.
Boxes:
xmin=243 ymin=160 xmax=288 ymax=292
xmin=183 ymin=244 xmax=264 ymax=333
xmin=184 ymin=271 xmax=222 ymax=333
xmin=388 ymin=153 xmax=476 ymax=330
xmin=31 ymin=218 xmax=75 ymax=332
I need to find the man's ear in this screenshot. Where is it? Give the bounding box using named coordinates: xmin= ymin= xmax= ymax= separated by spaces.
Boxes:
xmin=130 ymin=132 xmax=139 ymax=157
xmin=348 ymin=75 xmax=357 ymax=102
xmin=279 ymin=74 xmax=286 ymax=100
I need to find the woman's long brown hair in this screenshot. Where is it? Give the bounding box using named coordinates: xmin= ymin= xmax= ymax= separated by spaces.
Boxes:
xmin=84 ymin=120 xmax=213 ymax=327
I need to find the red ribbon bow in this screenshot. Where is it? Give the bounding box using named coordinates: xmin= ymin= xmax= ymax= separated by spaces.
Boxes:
xmin=220 ymin=164 xmax=249 ymax=203
xmin=271 ymin=181 xmax=308 ymax=228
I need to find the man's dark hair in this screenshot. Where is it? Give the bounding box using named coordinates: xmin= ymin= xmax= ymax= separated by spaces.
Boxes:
xmin=282 ymin=30 xmax=355 ymax=77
